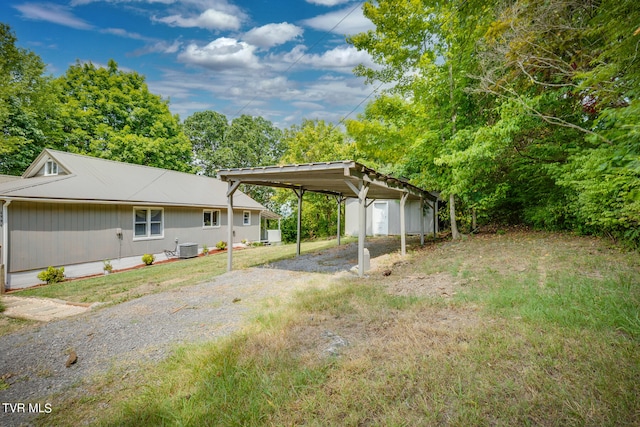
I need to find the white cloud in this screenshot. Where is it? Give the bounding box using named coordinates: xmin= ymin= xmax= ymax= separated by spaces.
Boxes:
xmin=177 ymin=37 xmax=260 ymax=70
xmin=302 ymin=6 xmax=373 ymax=36
xmin=275 ymin=45 xmax=375 ymax=74
xmin=102 ymin=27 xmax=155 ymax=41
xmin=14 ymin=3 xmax=93 ymax=30
xmin=243 ymin=23 xmax=303 ymax=49
xmin=155 ymin=8 xmax=242 ymax=31
xmin=306 ymin=45 xmax=375 ymax=71
xmin=131 ymin=39 xmax=182 ymax=56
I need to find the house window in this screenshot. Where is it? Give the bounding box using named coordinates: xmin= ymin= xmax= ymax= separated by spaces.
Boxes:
xmin=203 ymin=210 xmax=220 ymax=228
xmin=134 ymin=208 xmax=163 ymax=239
xmin=243 ymin=211 xmax=251 ymax=226
xmin=44 ymin=160 xmax=58 ymax=176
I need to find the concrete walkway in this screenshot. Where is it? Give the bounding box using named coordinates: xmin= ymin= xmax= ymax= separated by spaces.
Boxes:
xmin=2 ymin=296 xmax=94 ymax=322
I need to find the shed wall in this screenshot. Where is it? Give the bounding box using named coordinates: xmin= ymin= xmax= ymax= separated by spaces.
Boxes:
xmin=345 ymin=198 xmax=436 ymax=237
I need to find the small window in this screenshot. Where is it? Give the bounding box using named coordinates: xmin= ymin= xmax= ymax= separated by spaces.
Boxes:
xmin=44 ymin=160 xmax=58 ymax=176
xmin=243 ymin=211 xmax=251 ymax=226
xmin=203 ymin=210 xmax=220 ymax=228
xmin=134 ymin=208 xmax=164 ymax=239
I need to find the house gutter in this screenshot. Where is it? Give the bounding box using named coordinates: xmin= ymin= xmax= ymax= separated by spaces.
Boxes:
xmin=0 ymin=196 xmax=259 ymax=210
xmin=2 ymin=199 xmax=11 ymax=290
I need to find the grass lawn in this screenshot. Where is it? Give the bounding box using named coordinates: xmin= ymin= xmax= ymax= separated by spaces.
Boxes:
xmin=9 ymin=238 xmax=354 ymax=305
xmin=28 ymin=230 xmax=640 ymax=425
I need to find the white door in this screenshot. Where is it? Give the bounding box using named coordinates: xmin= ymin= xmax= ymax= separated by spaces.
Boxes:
xmin=372 ymin=202 xmax=389 ymax=235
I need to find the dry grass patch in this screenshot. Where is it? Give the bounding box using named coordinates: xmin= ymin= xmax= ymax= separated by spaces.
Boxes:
xmin=28 ymin=230 xmax=640 ymax=426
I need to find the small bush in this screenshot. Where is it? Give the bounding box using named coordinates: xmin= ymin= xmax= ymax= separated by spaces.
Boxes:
xmin=37 ymin=266 xmax=65 ymax=284
xmin=215 ymin=240 xmax=227 ymax=250
xmin=201 ymin=244 xmax=209 ymax=255
xmin=103 ymin=260 xmax=113 ymax=272
xmin=142 ymin=254 xmax=155 ymax=266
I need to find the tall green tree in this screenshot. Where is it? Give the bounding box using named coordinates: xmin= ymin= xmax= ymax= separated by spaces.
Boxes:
xmin=348 ymin=0 xmax=496 ymax=237
xmin=0 ymin=23 xmax=61 ymax=175
xmin=184 ymin=112 xmax=284 ymax=175
xmin=276 ymin=119 xmax=355 ymax=241
xmin=182 ymin=111 xmax=284 ymax=208
xmin=182 ymin=110 xmax=228 ymax=177
xmin=472 ymin=0 xmax=640 ymax=244
xmin=55 ymin=60 xmax=192 ymax=172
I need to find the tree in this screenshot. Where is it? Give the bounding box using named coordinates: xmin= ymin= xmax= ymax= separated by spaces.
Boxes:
xmin=276 ymin=119 xmax=356 ymax=240
xmin=182 ymin=111 xmax=284 ymax=208
xmin=183 ymin=112 xmax=284 ymax=175
xmin=472 ymin=0 xmax=640 ymax=244
xmin=182 ymin=110 xmax=228 ymax=177
xmin=55 ymin=60 xmax=193 ymax=172
xmin=0 ymin=23 xmax=61 ymax=175
xmin=348 ymin=0 xmax=496 ymax=238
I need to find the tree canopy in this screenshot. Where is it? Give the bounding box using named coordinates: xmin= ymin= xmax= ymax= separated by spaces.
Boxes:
xmin=348 ymin=0 xmax=640 ymax=246
xmin=276 ymin=119 xmax=356 ymax=241
xmin=0 ymin=23 xmax=193 ymax=174
xmin=55 ymin=59 xmax=193 ymax=172
xmin=0 ymin=23 xmax=60 ymax=175
xmin=182 ymin=110 xmax=284 ymax=208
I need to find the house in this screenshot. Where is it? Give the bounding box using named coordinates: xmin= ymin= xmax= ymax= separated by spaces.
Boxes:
xmin=0 ymin=149 xmax=273 ymax=289
xmin=344 ymin=196 xmax=439 ymax=237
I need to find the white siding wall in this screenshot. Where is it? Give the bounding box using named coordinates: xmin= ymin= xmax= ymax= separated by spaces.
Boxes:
xmin=345 ymin=198 xmax=436 ymax=237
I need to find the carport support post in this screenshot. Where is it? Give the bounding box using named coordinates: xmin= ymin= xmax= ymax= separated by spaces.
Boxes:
xmin=226 ymin=180 xmax=241 ymax=272
xmin=335 ymin=195 xmax=345 ymax=246
xmin=345 ymin=180 xmax=370 ymax=277
xmin=433 ymin=199 xmax=438 ymax=236
xmin=400 ymin=192 xmax=409 ymax=256
xmin=293 ymin=188 xmax=305 ymax=256
xmin=420 ymin=196 xmax=425 ymax=246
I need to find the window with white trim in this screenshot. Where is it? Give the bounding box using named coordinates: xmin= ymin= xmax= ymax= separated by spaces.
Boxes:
xmin=134 ymin=208 xmax=164 ymax=239
xmin=243 ymin=211 xmax=251 ymax=226
xmin=44 ymin=160 xmax=58 ymax=176
xmin=203 ymin=209 xmax=220 ymax=228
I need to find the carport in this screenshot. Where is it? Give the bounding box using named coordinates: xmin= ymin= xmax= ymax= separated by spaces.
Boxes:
xmin=218 ymin=161 xmax=437 ymax=277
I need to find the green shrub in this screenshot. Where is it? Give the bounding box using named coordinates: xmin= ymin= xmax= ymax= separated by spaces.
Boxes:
xmin=141 ymin=254 xmax=155 ymax=266
xmin=215 ymin=240 xmax=227 ymax=250
xmin=201 ymin=244 xmax=209 ymax=255
xmin=37 ymin=266 xmax=65 ymax=284
xmin=103 ymin=260 xmax=113 ymax=272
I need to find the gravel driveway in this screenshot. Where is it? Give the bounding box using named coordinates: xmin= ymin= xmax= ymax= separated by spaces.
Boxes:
xmin=0 ymin=238 xmax=403 ymax=426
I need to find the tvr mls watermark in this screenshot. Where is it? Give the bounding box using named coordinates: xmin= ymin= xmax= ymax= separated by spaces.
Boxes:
xmin=2 ymin=402 xmax=52 ymax=414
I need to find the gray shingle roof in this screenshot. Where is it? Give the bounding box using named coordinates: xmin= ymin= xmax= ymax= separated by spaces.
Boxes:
xmin=0 ymin=149 xmax=264 ymax=210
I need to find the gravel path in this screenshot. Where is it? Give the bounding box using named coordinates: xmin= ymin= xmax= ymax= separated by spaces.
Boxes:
xmin=0 ymin=238 xmax=403 ymax=426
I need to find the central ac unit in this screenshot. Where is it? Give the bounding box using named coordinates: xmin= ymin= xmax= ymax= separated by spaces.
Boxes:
xmin=178 ymin=243 xmax=198 ymax=259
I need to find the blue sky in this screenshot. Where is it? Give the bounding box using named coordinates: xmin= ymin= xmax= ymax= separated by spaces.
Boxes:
xmin=1 ymin=0 xmax=379 ymax=127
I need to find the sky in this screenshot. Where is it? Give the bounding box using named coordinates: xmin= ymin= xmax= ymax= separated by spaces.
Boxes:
xmin=1 ymin=0 xmax=380 ymax=128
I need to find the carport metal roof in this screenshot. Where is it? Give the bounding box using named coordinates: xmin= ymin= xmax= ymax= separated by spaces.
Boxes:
xmin=218 ymin=160 xmax=437 ymax=202
xmin=217 ymin=160 xmax=437 ymax=277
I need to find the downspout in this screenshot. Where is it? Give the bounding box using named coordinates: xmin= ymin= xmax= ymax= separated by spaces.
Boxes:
xmin=2 ymin=199 xmax=12 ymax=291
